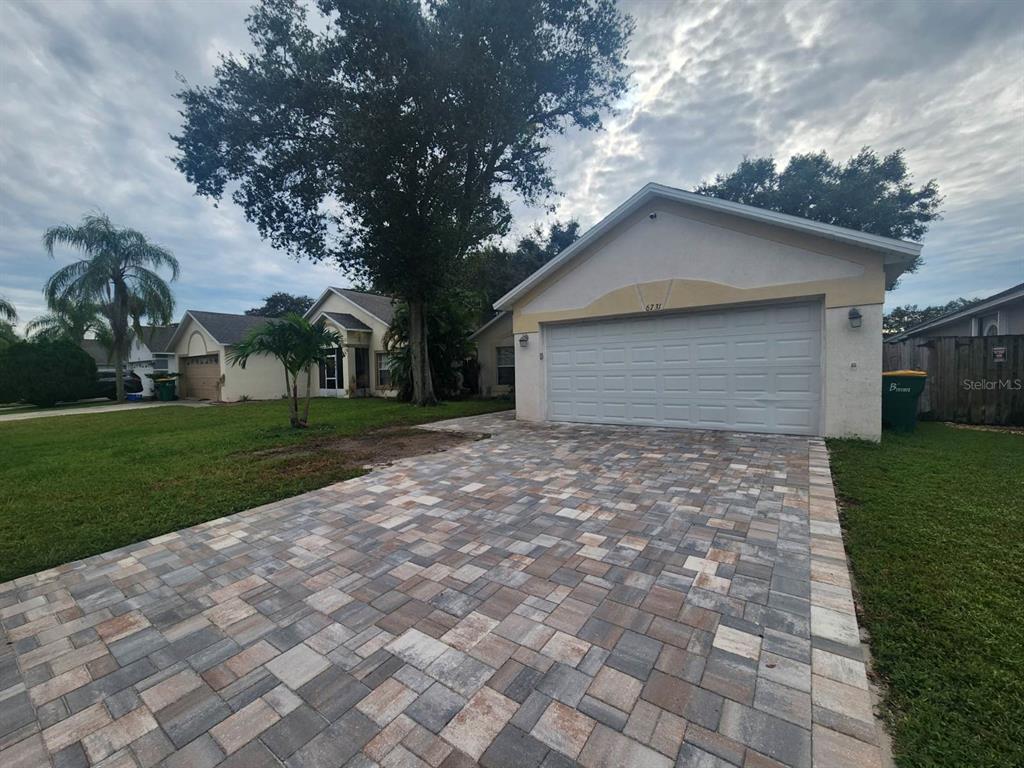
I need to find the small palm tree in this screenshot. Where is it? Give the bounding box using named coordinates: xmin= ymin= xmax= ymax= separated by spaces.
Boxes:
xmin=43 ymin=213 xmax=179 ymax=402
xmin=0 ymin=296 xmax=16 ymax=322
xmin=228 ymin=314 xmax=341 ymax=428
xmin=25 ymin=295 xmax=104 ymax=343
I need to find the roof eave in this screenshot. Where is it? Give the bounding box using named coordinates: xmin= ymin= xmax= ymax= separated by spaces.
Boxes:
xmin=495 ymin=182 xmax=923 ymax=311
xmin=887 ymin=284 xmax=1024 ymax=341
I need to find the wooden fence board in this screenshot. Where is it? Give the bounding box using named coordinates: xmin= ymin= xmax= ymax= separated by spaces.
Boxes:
xmin=883 ymin=335 xmax=1024 ymax=425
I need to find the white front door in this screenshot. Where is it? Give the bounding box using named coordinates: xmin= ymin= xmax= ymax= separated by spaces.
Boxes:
xmin=545 ymin=301 xmax=823 ymax=435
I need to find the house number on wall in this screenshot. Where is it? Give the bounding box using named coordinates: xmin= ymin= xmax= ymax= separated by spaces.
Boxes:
xmin=644 ymin=303 xmax=663 ymax=312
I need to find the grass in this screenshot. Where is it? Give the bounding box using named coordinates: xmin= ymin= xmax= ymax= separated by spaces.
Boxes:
xmin=0 ymin=397 xmax=511 ymax=582
xmin=827 ymin=423 xmax=1024 ymax=768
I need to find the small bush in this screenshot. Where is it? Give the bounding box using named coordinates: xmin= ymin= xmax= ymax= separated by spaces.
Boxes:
xmin=0 ymin=339 xmax=97 ymax=406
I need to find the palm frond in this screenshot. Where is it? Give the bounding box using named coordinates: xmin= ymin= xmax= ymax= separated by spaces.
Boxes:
xmin=0 ymin=296 xmax=16 ymax=322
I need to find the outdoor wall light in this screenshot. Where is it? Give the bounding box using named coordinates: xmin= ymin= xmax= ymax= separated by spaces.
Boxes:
xmin=519 ymin=334 xmax=529 ymax=348
xmin=848 ymin=307 xmax=863 ymax=329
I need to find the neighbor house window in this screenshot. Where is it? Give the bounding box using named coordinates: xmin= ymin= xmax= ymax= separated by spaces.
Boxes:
xmin=496 ymin=346 xmax=515 ymax=386
xmin=376 ymin=352 xmax=396 ymax=389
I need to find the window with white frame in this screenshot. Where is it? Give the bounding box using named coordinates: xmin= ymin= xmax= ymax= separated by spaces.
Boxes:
xmin=496 ymin=346 xmax=515 ymax=386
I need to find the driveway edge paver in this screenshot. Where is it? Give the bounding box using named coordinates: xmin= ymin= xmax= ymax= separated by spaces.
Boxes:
xmin=808 ymin=439 xmax=887 ymax=768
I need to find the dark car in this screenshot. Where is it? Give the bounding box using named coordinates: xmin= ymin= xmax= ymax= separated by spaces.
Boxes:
xmin=94 ymin=370 xmax=144 ymax=400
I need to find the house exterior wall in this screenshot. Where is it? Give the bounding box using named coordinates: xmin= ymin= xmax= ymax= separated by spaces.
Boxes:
xmin=307 ymin=292 xmax=398 ymax=397
xmin=474 ymin=314 xmax=515 ymax=396
xmin=125 ymin=337 xmax=179 ymax=396
xmin=220 ymin=351 xmax=288 ymax=402
xmin=509 ymin=199 xmax=892 ymax=440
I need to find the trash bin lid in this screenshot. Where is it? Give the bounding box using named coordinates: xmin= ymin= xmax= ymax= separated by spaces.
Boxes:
xmin=882 ymin=370 xmax=927 ymax=377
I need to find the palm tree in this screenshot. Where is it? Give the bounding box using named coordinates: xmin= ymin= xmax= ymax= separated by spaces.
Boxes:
xmin=228 ymin=314 xmax=341 ymax=428
xmin=43 ymin=213 xmax=179 ymax=402
xmin=0 ymin=296 xmax=16 ymax=322
xmin=25 ymin=295 xmax=103 ymax=343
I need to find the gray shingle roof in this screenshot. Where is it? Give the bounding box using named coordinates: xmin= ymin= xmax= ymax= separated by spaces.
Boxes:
xmin=139 ymin=325 xmax=178 ymax=353
xmin=80 ymin=339 xmax=112 ymax=366
xmin=330 ymin=288 xmax=395 ymax=325
xmin=188 ymin=311 xmax=273 ymax=346
xmin=322 ymin=312 xmax=372 ymax=331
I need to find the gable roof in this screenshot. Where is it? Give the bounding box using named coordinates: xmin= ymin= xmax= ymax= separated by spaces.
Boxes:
xmin=328 ymin=288 xmax=395 ymax=325
xmin=321 ymin=312 xmax=372 ymax=332
xmin=167 ymin=310 xmax=272 ymax=349
xmin=495 ymin=182 xmax=923 ymax=310
xmin=139 ymin=325 xmax=178 ymax=354
xmin=887 ymin=281 xmax=1024 ymax=341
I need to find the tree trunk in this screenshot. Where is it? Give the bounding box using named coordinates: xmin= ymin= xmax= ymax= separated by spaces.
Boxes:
xmin=408 ymin=298 xmax=436 ymax=406
xmin=290 ymin=376 xmax=302 ymax=428
xmin=301 ymin=366 xmax=312 ymax=426
xmin=113 ymin=345 xmax=125 ymax=403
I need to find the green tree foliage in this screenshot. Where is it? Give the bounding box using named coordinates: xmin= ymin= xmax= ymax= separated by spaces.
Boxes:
xmin=0 ymin=296 xmax=16 ymax=322
xmin=228 ymin=314 xmax=341 ymax=428
xmin=468 ymin=221 xmax=580 ymax=325
xmin=883 ymin=297 xmax=984 ymax=337
xmin=246 ymin=292 xmax=315 ymax=318
xmin=697 ymin=148 xmax=942 ymax=278
xmin=43 ymin=213 xmax=179 ymax=402
xmin=25 ymin=295 xmax=104 ymax=344
xmin=0 ymin=322 xmax=18 ymax=353
xmin=173 ymin=0 xmax=633 ymax=406
xmin=383 ymin=289 xmax=480 ymax=401
xmin=0 ymin=339 xmax=97 ymax=407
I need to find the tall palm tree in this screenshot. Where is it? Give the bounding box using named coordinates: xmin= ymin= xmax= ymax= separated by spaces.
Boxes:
xmin=43 ymin=213 xmax=179 ymax=402
xmin=228 ymin=314 xmax=341 ymax=428
xmin=0 ymin=296 xmax=16 ymax=322
xmin=25 ymin=295 xmax=104 ymax=343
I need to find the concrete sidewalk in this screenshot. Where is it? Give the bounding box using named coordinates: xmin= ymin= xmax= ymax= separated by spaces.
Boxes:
xmin=0 ymin=400 xmax=209 ymax=423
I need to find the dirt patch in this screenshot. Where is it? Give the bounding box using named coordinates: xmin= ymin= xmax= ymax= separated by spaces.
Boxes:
xmin=248 ymin=426 xmax=487 ymax=479
xmin=942 ymin=422 xmax=1024 ymax=435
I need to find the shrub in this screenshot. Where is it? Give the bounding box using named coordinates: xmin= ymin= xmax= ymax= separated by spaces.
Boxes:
xmin=0 ymin=339 xmax=97 ymax=406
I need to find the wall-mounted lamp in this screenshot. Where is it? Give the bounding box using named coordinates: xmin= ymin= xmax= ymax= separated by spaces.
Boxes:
xmin=848 ymin=307 xmax=863 ymax=329
xmin=519 ymin=334 xmax=529 ymax=348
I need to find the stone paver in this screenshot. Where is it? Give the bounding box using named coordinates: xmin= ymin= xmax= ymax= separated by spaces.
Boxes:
xmin=0 ymin=413 xmax=880 ymax=767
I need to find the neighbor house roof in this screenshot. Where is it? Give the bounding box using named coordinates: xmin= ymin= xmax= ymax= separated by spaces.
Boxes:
xmin=167 ymin=310 xmax=273 ymax=349
xmin=80 ymin=339 xmax=112 ymax=366
xmin=495 ymin=182 xmax=923 ymax=310
xmin=887 ymin=281 xmax=1024 ymax=342
xmin=469 ymin=311 xmax=510 ymax=341
xmin=139 ymin=324 xmax=178 ymax=354
xmin=327 ymin=288 xmax=396 ymax=325
xmin=321 ymin=312 xmax=372 ymax=332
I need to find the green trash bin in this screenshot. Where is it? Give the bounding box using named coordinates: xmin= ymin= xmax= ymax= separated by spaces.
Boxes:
xmin=155 ymin=378 xmax=177 ymax=402
xmin=882 ymin=370 xmax=927 ymax=432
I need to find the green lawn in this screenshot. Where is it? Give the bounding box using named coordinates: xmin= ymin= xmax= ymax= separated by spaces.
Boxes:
xmin=827 ymin=423 xmax=1024 ymax=768
xmin=0 ymin=397 xmax=511 ymax=582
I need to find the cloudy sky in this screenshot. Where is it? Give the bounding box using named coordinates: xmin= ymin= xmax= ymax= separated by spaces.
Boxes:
xmin=2 ymin=0 xmax=1022 ymax=330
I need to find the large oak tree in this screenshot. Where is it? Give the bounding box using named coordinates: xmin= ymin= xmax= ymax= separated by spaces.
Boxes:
xmin=174 ymin=0 xmax=633 ymax=404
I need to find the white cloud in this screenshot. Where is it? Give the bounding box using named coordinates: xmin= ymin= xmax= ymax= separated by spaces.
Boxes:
xmin=1 ymin=0 xmax=1021 ymax=330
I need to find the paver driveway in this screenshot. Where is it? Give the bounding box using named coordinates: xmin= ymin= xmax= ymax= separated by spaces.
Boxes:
xmin=1 ymin=414 xmax=882 ymax=768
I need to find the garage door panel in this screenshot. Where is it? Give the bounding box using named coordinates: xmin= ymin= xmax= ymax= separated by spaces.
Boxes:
xmin=546 ymin=301 xmax=821 ymax=435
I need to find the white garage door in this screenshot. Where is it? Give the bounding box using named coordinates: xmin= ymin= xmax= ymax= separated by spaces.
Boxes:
xmin=546 ymin=301 xmax=822 ymax=435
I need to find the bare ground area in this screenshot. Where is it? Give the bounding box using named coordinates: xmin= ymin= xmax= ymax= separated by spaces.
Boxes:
xmin=245 ymin=425 xmax=488 ymax=479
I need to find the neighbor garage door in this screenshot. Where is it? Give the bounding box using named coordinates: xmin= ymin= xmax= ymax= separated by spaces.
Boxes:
xmin=546 ymin=301 xmax=822 ymax=435
xmin=180 ymin=354 xmax=220 ymax=400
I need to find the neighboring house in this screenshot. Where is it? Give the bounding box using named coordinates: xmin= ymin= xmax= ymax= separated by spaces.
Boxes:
xmin=304 ymin=287 xmax=399 ymax=397
xmin=471 ymin=311 xmax=515 ymax=396
xmin=79 ymin=325 xmax=178 ymax=396
xmin=165 ymin=311 xmax=280 ymax=401
xmin=494 ymin=182 xmax=921 ymax=441
xmin=886 ymin=282 xmax=1024 ymax=341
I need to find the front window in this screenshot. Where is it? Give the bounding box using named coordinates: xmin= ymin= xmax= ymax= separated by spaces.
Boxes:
xmin=496 ymin=346 xmax=515 ymax=386
xmin=377 ymin=352 xmax=396 ymax=388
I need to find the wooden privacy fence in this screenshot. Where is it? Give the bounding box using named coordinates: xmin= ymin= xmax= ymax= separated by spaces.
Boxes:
xmin=883 ymin=335 xmax=1024 ymax=425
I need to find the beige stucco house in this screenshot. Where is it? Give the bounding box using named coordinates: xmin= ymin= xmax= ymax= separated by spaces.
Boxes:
xmin=167 ymin=311 xmax=284 ymax=401
xmin=494 ymin=183 xmax=921 ymax=441
xmin=304 ymin=287 xmax=399 ymax=398
xmin=470 ymin=311 xmax=515 ymax=397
